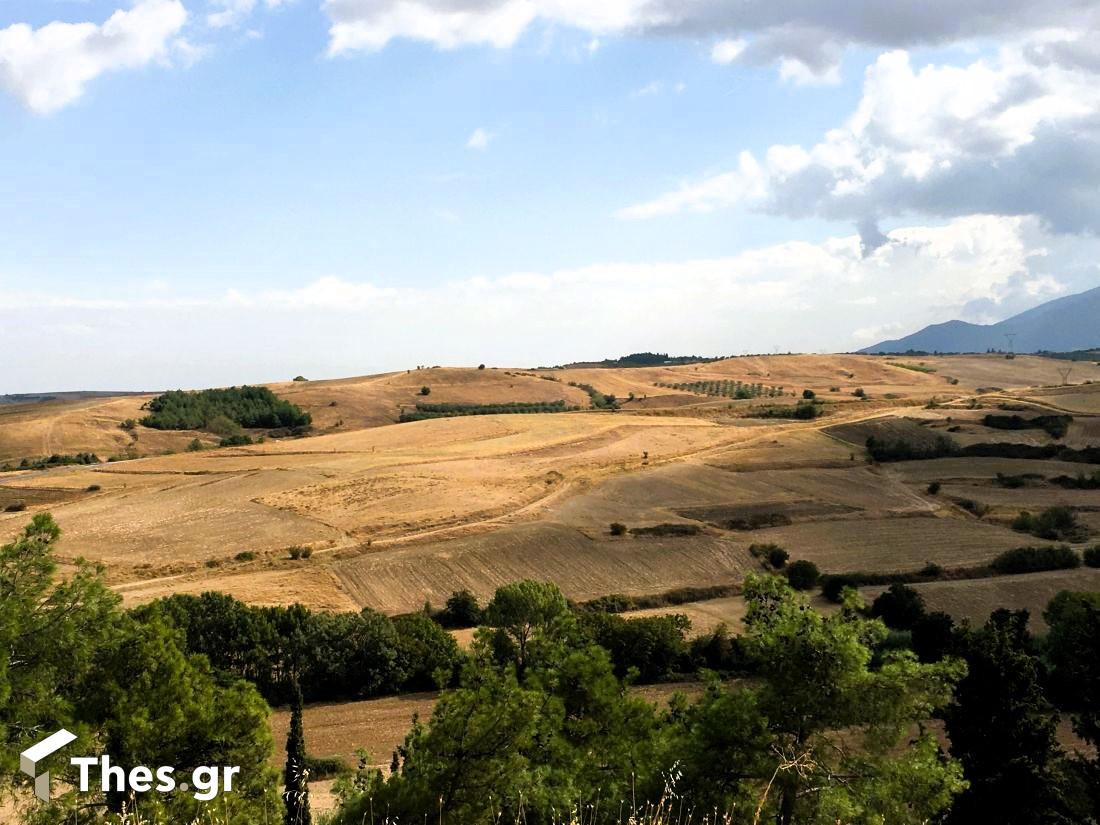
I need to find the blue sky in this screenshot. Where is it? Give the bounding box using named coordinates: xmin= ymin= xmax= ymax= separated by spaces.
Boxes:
xmin=2 ymin=0 xmax=1099 ymax=391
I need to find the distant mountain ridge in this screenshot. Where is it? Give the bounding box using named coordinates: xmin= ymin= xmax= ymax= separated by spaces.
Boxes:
xmin=861 ymin=285 xmax=1100 ymax=354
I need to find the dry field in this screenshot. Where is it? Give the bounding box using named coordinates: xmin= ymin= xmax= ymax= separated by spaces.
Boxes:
xmin=0 ymin=353 xmax=1097 ymax=622
xmin=862 ymin=568 xmax=1100 ymax=631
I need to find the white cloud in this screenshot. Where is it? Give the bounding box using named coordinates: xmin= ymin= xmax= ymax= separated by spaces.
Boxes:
xmin=207 ymin=0 xmax=295 ymax=30
xmin=0 ymin=0 xmax=188 ymax=113
xmin=8 ymin=215 xmax=1096 ymax=393
xmin=466 ymin=127 xmax=493 ymax=150
xmin=619 ymin=42 xmax=1100 ymax=235
xmin=321 ymin=0 xmax=1100 ymax=82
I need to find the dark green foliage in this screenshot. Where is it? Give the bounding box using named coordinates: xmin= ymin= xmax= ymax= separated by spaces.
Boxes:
xmin=991 ymin=545 xmax=1080 ymax=574
xmin=786 ymin=559 xmax=820 ymax=590
xmin=821 ymin=573 xmax=859 ymax=602
xmin=142 ymin=386 xmax=311 ymax=431
xmin=235 ymin=550 xmax=257 ymax=561
xmin=399 ymin=400 xmax=574 ymax=421
xmin=870 ymin=583 xmax=927 ymax=630
xmin=16 ymin=452 xmax=100 ymax=470
xmin=579 ymin=583 xmax=738 ymax=613
xmin=220 ymin=433 xmax=254 ymax=447
xmin=608 ymin=521 xmax=627 ymax=536
xmin=911 ymin=610 xmax=957 ymax=662
xmin=568 ymin=380 xmax=619 ymax=409
xmin=3 ymin=502 xmax=26 ymax=512
xmin=1011 ymin=507 xmax=1085 ymax=541
xmin=1084 ymin=546 xmax=1100 ymax=567
xmin=85 ymin=483 xmax=102 ymax=492
xmin=392 ymin=613 xmax=460 ymax=691
xmin=746 ymin=400 xmax=821 ymax=419
xmin=867 ymin=435 xmax=1100 ymax=464
xmin=983 ymin=413 xmax=1073 ymax=439
xmin=1050 ymin=470 xmax=1100 ymax=489
xmin=302 ymin=755 xmax=346 ymax=780
xmin=866 ymin=434 xmax=958 ymax=462
xmin=927 ymin=481 xmax=942 ymax=494
xmin=944 ymin=610 xmax=1086 ymax=825
xmin=284 ymin=681 xmax=312 ymax=825
xmin=803 ymin=388 xmax=816 ymax=399
xmin=419 ymin=386 xmax=431 ymax=396
xmin=628 ymin=522 xmax=702 ymax=537
xmin=292 ymin=376 xmax=308 ymax=382
xmin=434 ymin=590 xmax=485 ymax=628
xmin=578 ymin=611 xmax=690 ymax=682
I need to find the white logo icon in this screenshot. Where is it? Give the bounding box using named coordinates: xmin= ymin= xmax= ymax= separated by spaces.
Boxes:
xmin=21 ymin=729 xmax=78 ymax=801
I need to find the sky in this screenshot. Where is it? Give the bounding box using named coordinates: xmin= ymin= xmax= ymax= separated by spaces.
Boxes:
xmin=2 ymin=0 xmax=1099 ymax=392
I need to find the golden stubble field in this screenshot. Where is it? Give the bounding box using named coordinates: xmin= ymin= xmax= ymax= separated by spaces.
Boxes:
xmin=1 ymin=354 xmax=1098 ymax=618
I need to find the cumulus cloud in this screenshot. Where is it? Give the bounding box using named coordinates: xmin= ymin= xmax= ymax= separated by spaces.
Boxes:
xmin=0 ymin=0 xmax=189 ymax=114
xmin=6 ymin=215 xmax=1095 ymax=392
xmin=618 ymin=42 xmax=1100 ymax=236
xmin=321 ymin=0 xmax=1100 ymax=80
xmin=207 ymin=0 xmax=294 ymax=30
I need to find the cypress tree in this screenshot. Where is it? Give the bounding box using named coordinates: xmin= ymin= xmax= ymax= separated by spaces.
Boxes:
xmin=283 ymin=680 xmax=312 ymax=825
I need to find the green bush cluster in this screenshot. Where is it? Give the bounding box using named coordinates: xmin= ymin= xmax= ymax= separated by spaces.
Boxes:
xmin=982 ymin=413 xmax=1073 ymax=439
xmin=990 ymin=545 xmax=1081 ymax=574
xmin=141 ymin=386 xmax=312 ymax=431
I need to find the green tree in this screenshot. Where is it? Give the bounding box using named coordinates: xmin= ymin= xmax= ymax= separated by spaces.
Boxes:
xmin=944 ymin=610 xmax=1083 ymax=825
xmin=741 ymin=574 xmax=964 ymax=825
xmin=284 ymin=680 xmax=311 ymax=825
xmin=484 ymin=580 xmax=570 ymax=672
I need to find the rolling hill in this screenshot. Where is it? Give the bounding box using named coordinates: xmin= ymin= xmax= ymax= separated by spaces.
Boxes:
xmin=861 ymin=285 xmax=1100 ymax=354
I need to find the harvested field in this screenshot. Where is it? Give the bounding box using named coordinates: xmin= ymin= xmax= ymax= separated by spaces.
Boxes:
xmin=749 ymin=515 xmax=1048 ymax=574
xmin=824 ymin=416 xmax=949 ymax=450
xmin=862 ymin=567 xmax=1100 ymax=631
xmin=327 ymin=523 xmax=758 ymax=614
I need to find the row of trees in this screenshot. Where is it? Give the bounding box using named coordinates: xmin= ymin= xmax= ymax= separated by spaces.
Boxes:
xmin=399 ymin=400 xmax=575 ymax=422
xmin=655 ymin=380 xmax=785 ymax=399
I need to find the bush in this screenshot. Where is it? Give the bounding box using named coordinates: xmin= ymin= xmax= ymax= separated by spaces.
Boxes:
xmin=303 ymin=755 xmax=346 ymax=780
xmin=870 ymin=584 xmax=927 ymax=630
xmin=86 ymin=484 xmax=102 ymax=492
xmin=1084 ymin=546 xmax=1100 ymax=568
xmin=919 ymin=562 xmax=944 ymax=578
xmin=219 ymin=434 xmax=253 ymax=447
xmin=786 ymin=560 xmax=820 ymax=591
xmin=187 ymin=438 xmax=204 ymax=452
xmin=726 ymin=512 xmax=793 ymax=530
xmin=288 ymin=546 xmax=313 ymax=560
xmin=821 ymin=574 xmax=860 ymax=603
xmin=4 ymin=502 xmax=27 ymax=513
xmin=436 ymin=590 xmax=485 ymax=628
xmin=750 ymin=543 xmax=789 ymax=569
xmin=1011 ymin=507 xmax=1083 ymax=541
xmin=234 ymin=551 xmax=257 ymax=562
xmin=927 ymin=481 xmax=941 ymax=495
xmin=853 ymin=388 xmax=866 ymax=398
xmin=802 ymin=389 xmax=816 ymax=399
xmin=609 ymin=522 xmax=627 ymax=536
xmin=982 ymin=413 xmax=1072 ymax=439
xmin=991 ymin=545 xmax=1080 ymax=575
xmin=419 ymin=386 xmax=431 ymax=396
xmin=293 ymin=375 xmax=308 ymax=382
xmin=478 ymin=364 xmax=486 ymax=370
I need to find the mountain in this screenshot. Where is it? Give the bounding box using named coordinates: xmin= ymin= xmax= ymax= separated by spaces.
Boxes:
xmin=861 ymin=285 xmax=1100 ymax=354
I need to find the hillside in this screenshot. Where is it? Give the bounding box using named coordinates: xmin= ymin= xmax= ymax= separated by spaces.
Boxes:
xmin=861 ymin=284 xmax=1100 ymax=353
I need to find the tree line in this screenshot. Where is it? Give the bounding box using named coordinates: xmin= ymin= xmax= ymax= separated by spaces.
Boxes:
xmin=141 ymin=386 xmax=312 ymax=431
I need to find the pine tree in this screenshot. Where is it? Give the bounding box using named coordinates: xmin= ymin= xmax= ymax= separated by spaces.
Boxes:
xmin=284 ymin=679 xmax=312 ymax=825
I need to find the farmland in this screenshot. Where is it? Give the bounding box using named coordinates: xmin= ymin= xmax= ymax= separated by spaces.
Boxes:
xmin=1 ymin=352 xmax=1098 ymax=623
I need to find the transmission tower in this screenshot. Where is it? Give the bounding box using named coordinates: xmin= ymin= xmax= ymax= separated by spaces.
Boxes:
xmin=1057 ymin=366 xmax=1074 ymax=385
xmin=1004 ymin=333 xmax=1017 ymax=354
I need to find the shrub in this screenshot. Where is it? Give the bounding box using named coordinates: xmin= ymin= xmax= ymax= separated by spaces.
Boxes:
xmin=288 ymin=546 xmax=312 ymax=560
xmin=802 ymin=389 xmax=816 ymax=399
xmin=919 ymin=562 xmax=944 ymax=578
xmin=821 ymin=574 xmax=860 ymax=603
xmin=219 ymin=434 xmax=253 ymax=447
xmin=991 ymin=545 xmax=1080 ymax=575
xmin=1083 ymin=546 xmax=1100 ymax=568
xmin=293 ymin=375 xmax=308 ymax=382
xmin=204 ymin=559 xmax=220 ymax=568
xmin=303 ymin=755 xmax=346 ymax=780
xmin=870 ymin=584 xmax=927 ymax=630
xmin=4 ymin=502 xmax=27 ymax=513
xmin=786 ymin=560 xmax=820 ymax=591
xmin=609 ymin=522 xmax=627 ymax=536
xmin=436 ymin=590 xmax=484 ymax=628
xmin=234 ymin=551 xmax=257 ymax=562
xmin=187 ymin=438 xmax=204 ymax=452
xmin=768 ymin=546 xmax=789 ymax=568
xmin=86 ymin=484 xmax=102 ymax=492
xmin=419 ymin=386 xmax=431 ymax=396
xmin=853 ymin=388 xmax=866 ymax=398
xmin=478 ymin=364 xmax=486 ymax=370
xmin=927 ymin=481 xmax=941 ymax=495
xmin=726 ymin=512 xmax=793 ymax=530
xmin=1011 ymin=507 xmax=1083 ymax=541
xmin=119 ymin=418 xmax=137 ymax=430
